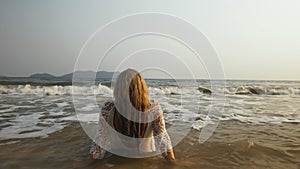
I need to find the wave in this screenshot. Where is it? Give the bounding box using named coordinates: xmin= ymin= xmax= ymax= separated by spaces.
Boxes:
xmin=0 ymin=84 xmax=112 ymax=96
xmin=0 ymin=85 xmax=196 ymax=96
xmin=225 ymin=86 xmax=300 ymax=96
xmin=0 ymin=84 xmax=299 ymax=96
xmin=159 ymin=85 xmax=300 ymax=96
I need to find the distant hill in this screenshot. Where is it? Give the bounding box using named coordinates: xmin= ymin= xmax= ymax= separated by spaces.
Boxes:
xmin=29 ymin=71 xmax=118 ymax=80
xmin=29 ymin=73 xmax=56 ymax=80
xmin=59 ymin=71 xmax=118 ymax=80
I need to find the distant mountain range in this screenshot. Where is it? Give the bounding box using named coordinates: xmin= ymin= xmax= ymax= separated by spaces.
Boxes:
xmin=0 ymin=71 xmax=119 ymax=81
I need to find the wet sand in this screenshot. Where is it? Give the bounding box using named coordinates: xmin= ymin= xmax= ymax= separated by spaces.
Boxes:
xmin=1 ymin=121 xmax=299 ymax=169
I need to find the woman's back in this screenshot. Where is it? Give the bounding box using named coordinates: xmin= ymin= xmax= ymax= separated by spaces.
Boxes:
xmin=89 ymin=69 xmax=175 ymax=161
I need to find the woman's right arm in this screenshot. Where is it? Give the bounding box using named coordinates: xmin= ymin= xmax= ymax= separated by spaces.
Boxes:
xmin=151 ymin=104 xmax=176 ymax=162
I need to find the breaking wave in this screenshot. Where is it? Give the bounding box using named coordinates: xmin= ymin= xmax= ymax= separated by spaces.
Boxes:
xmin=0 ymin=84 xmax=112 ymax=96
xmin=0 ymin=84 xmax=299 ymax=96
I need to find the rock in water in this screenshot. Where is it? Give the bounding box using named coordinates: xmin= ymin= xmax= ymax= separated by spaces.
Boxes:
xmin=248 ymin=87 xmax=264 ymax=95
xmin=198 ymin=87 xmax=212 ymax=95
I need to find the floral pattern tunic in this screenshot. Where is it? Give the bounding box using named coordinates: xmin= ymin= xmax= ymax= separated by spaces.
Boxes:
xmin=89 ymin=100 xmax=175 ymax=161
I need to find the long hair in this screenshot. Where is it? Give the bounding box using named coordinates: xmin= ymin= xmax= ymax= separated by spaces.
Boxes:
xmin=113 ymin=69 xmax=151 ymax=138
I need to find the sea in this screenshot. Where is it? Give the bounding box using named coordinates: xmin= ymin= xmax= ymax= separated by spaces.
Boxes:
xmin=0 ymin=78 xmax=299 ymax=169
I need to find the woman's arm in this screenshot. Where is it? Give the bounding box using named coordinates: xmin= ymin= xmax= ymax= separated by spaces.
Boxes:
xmin=151 ymin=105 xmax=176 ymax=162
xmin=89 ymin=101 xmax=113 ymax=159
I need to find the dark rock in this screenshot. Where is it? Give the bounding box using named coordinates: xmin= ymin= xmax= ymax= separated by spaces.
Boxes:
xmin=198 ymin=87 xmax=212 ymax=95
xmin=248 ymin=87 xmax=264 ymax=95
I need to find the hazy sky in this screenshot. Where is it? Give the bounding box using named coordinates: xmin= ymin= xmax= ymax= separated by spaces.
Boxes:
xmin=0 ymin=0 xmax=299 ymax=80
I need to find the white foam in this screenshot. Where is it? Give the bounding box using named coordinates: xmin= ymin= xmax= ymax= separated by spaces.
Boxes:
xmin=55 ymin=102 xmax=69 ymax=108
xmin=1 ymin=83 xmax=300 ymax=97
xmin=0 ymin=84 xmax=113 ymax=96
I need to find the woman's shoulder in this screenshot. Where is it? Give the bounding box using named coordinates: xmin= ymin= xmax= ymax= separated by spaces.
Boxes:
xmin=149 ymin=99 xmax=163 ymax=117
xmin=100 ymin=100 xmax=115 ymax=118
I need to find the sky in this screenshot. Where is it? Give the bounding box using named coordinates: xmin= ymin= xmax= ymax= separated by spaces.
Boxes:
xmin=0 ymin=0 xmax=299 ymax=80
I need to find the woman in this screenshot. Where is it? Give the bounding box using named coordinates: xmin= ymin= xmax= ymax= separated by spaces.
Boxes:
xmin=89 ymin=68 xmax=176 ymax=162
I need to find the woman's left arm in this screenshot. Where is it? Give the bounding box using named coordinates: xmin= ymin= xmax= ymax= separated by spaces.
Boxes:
xmin=89 ymin=102 xmax=113 ymax=159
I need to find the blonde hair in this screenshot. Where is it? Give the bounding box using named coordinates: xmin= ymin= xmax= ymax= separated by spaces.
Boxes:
xmin=113 ymin=69 xmax=151 ymax=138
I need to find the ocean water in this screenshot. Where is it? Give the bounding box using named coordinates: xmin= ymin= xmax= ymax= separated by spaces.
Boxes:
xmin=0 ymin=79 xmax=300 ymax=169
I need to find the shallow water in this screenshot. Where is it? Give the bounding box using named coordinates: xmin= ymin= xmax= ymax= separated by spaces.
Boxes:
xmin=1 ymin=121 xmax=299 ymax=169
